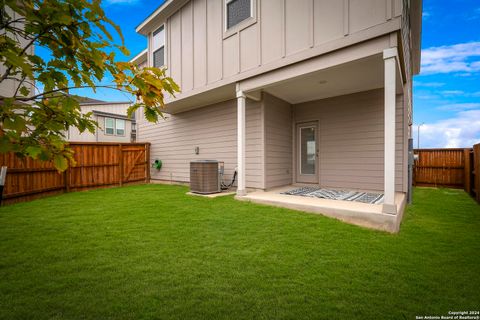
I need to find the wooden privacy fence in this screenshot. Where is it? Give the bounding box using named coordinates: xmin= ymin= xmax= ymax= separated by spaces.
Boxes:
xmin=474 ymin=144 xmax=480 ymax=203
xmin=413 ymin=148 xmax=471 ymax=189
xmin=0 ymin=142 xmax=150 ymax=205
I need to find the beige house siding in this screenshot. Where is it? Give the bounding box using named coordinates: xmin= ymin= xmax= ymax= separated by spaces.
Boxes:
xmin=137 ymin=99 xmax=264 ymax=188
xmin=263 ymin=93 xmax=293 ymax=189
xmin=137 ymin=88 xmax=406 ymax=193
xmin=294 ymin=89 xmax=405 ymax=192
xmin=148 ymin=0 xmax=403 ymax=102
xmin=132 ymin=0 xmax=418 ymax=197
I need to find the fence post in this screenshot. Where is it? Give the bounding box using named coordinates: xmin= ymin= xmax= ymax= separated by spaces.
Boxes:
xmin=464 ymin=149 xmax=471 ymax=195
xmin=474 ymin=144 xmax=480 ymax=203
xmin=145 ymin=143 xmax=150 ymax=183
xmin=64 ymin=166 xmax=70 ymax=193
xmin=118 ymin=144 xmax=123 ymax=186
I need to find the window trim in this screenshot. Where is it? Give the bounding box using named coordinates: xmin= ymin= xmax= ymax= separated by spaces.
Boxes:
xmin=104 ymin=117 xmax=115 ymax=136
xmin=151 ymin=24 xmax=166 ymax=68
xmin=115 ymin=118 xmax=126 ymax=137
xmin=104 ymin=117 xmax=126 ymax=137
xmin=223 ymin=0 xmax=257 ymax=39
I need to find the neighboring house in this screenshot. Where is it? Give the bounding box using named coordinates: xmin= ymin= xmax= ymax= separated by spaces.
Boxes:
xmin=0 ymin=6 xmax=35 ymax=99
xmin=133 ymin=0 xmax=422 ymax=217
xmin=67 ymin=99 xmax=136 ymax=143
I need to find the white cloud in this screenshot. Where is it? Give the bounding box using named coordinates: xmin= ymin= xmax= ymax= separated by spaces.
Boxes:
xmin=413 ymin=81 xmax=445 ymax=88
xmin=471 ymin=61 xmax=480 ymax=69
xmin=440 ymin=90 xmax=464 ymax=96
xmin=414 ymin=110 xmax=480 ymax=148
xmin=416 ymin=93 xmax=441 ymax=100
xmin=467 ymin=7 xmax=480 ymax=20
xmin=422 ymin=11 xmax=431 ymax=19
xmin=421 ymin=42 xmax=480 ymax=74
xmin=437 ymin=103 xmax=480 ymax=111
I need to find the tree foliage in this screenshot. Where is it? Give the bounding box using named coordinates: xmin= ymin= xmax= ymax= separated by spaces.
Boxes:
xmin=0 ymin=0 xmax=179 ymax=171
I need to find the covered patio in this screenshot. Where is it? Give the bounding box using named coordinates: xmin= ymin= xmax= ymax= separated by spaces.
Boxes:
xmin=234 ymin=34 xmax=409 ymax=220
xmin=238 ymin=185 xmax=407 ymax=233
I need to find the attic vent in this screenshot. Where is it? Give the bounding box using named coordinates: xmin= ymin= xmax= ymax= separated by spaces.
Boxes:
xmin=226 ymin=0 xmax=251 ymax=29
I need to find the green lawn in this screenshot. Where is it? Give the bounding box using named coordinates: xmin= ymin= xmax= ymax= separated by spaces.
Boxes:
xmin=0 ymin=185 xmax=479 ymax=319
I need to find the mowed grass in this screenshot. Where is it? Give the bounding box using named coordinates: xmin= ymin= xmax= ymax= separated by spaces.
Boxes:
xmin=0 ymin=185 xmax=479 ymax=319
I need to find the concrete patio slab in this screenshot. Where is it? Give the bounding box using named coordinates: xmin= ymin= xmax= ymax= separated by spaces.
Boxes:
xmin=237 ymin=185 xmax=406 ymax=233
xmin=187 ymin=191 xmax=236 ymax=198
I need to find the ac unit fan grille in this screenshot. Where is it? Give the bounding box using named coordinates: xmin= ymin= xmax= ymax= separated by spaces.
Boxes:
xmin=190 ymin=161 xmax=220 ymax=194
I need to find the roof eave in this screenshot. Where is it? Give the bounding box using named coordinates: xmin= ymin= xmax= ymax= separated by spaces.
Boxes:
xmin=135 ymin=0 xmax=189 ymax=35
xmin=130 ymin=49 xmax=148 ymax=65
xmin=410 ymin=0 xmax=423 ymax=75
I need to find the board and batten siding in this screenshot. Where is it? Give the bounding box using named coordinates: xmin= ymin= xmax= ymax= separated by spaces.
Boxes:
xmin=263 ymin=93 xmax=293 ymax=189
xmin=137 ymin=99 xmax=264 ymax=189
xmin=294 ymin=89 xmax=406 ymax=192
xmin=158 ymin=0 xmax=403 ymax=98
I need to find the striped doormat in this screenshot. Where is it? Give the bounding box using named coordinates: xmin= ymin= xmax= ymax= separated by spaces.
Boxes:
xmin=281 ymin=187 xmax=384 ymax=204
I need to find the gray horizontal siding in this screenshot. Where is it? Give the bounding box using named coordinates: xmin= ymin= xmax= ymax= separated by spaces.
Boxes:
xmin=264 ymin=93 xmax=293 ymax=189
xmin=137 ymin=99 xmax=263 ymax=188
xmin=294 ymin=89 xmax=405 ymax=192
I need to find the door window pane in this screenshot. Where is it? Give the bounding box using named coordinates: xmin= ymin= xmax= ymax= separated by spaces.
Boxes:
xmin=300 ymin=127 xmax=316 ymax=175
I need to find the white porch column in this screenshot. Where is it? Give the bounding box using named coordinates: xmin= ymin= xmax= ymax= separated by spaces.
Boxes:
xmin=383 ymin=48 xmax=397 ymax=214
xmin=236 ymin=89 xmax=246 ymax=196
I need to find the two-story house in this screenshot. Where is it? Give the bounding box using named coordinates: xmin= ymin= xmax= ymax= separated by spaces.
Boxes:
xmin=67 ymin=98 xmax=137 ymax=143
xmin=133 ymin=0 xmax=422 ymax=232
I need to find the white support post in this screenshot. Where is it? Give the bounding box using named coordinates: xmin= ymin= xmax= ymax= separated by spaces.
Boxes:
xmin=236 ymin=89 xmax=247 ymax=196
xmin=383 ymin=48 xmax=397 ymax=214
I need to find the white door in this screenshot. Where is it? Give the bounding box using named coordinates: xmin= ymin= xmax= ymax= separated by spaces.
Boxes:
xmin=296 ymin=122 xmax=319 ymax=184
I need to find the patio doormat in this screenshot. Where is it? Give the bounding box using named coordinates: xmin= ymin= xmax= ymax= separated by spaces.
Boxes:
xmin=281 ymin=187 xmax=384 ymax=204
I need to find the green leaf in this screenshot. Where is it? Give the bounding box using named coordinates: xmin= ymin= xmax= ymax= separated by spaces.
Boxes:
xmin=19 ymin=86 xmax=30 ymax=97
xmin=0 ymin=137 xmax=12 ymax=153
xmin=25 ymin=146 xmax=42 ymax=158
xmin=53 ymin=154 xmax=68 ymax=172
xmin=0 ymin=0 xmax=179 ymax=167
xmin=3 ymin=116 xmax=27 ymax=131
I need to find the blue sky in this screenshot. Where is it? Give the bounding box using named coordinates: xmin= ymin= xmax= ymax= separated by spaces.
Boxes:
xmin=49 ymin=0 xmax=480 ymax=148
xmin=413 ymin=0 xmax=480 ymax=148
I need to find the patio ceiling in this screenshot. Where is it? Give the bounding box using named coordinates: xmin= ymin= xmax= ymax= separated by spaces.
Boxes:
xmin=256 ymin=54 xmax=403 ymax=105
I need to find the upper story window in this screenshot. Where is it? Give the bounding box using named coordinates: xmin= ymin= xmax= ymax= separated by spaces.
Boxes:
xmin=152 ymin=25 xmax=165 ymax=68
xmin=105 ymin=117 xmax=126 ymax=136
xmin=105 ymin=118 xmax=115 ymax=135
xmin=226 ymin=0 xmax=251 ymax=29
xmin=115 ymin=119 xmax=125 ymax=136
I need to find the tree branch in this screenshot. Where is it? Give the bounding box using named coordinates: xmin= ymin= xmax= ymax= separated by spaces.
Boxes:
xmin=11 ymin=84 xmax=133 ymax=101
xmin=0 ymin=24 xmax=54 ymax=83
